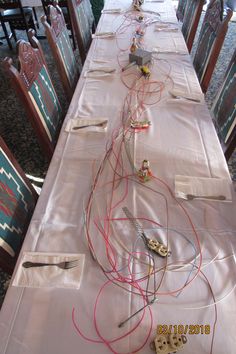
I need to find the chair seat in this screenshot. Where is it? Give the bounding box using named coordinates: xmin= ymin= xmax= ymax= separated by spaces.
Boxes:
xmin=1 ymin=7 xmax=33 ymax=20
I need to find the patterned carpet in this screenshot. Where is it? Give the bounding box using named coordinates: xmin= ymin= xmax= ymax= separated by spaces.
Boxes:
xmin=0 ymin=7 xmax=235 ymax=308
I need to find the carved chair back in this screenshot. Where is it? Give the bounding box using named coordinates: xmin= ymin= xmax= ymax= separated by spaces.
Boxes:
xmin=41 ymin=2 xmax=79 ymax=100
xmin=193 ymin=0 xmax=233 ymax=93
xmin=181 ymin=0 xmax=205 ymax=52
xmin=2 ymin=30 xmax=63 ymax=160
xmin=41 ymin=0 xmax=76 ymax=49
xmin=176 ymin=0 xmax=188 ymax=21
xmin=212 ymin=49 xmax=236 ymax=161
xmin=67 ymin=0 xmax=95 ymax=64
xmin=0 ymin=136 xmax=38 ymax=274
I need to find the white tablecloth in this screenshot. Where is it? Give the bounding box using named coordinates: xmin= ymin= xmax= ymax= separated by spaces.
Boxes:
xmin=1 ymin=1 xmax=236 ymax=354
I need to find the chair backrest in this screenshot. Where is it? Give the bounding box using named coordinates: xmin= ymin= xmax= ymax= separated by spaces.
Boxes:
xmin=0 ymin=0 xmax=21 ymax=10
xmin=193 ymin=0 xmax=233 ymax=93
xmin=41 ymin=2 xmax=79 ymax=100
xmin=67 ymin=0 xmax=95 ymax=64
xmin=212 ymin=49 xmax=236 ymax=161
xmin=0 ymin=136 xmax=38 ymax=274
xmin=41 ymin=0 xmax=68 ymax=16
xmin=90 ymin=0 xmax=104 ymax=25
xmin=176 ymin=0 xmax=188 ymax=21
xmin=181 ymin=0 xmax=205 ymax=52
xmin=2 ymin=30 xmax=63 ymax=160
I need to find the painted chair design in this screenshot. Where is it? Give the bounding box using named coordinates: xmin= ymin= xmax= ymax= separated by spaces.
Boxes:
xmin=41 ymin=0 xmax=76 ymax=49
xmin=181 ymin=0 xmax=205 ymax=52
xmin=90 ymin=0 xmax=104 ymax=25
xmin=2 ymin=30 xmax=63 ymax=161
xmin=67 ymin=0 xmax=95 ymax=64
xmin=0 ymin=136 xmax=38 ymax=274
xmin=212 ymin=49 xmax=236 ymax=161
xmin=176 ymin=0 xmax=188 ymax=21
xmin=0 ymin=0 xmax=36 ymax=50
xmin=193 ymin=0 xmax=233 ymax=93
xmin=41 ymin=1 xmax=80 ymax=101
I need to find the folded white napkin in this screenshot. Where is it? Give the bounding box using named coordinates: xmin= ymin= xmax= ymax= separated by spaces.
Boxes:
xmin=155 ymin=24 xmax=179 ymax=32
xmin=175 ymin=175 xmax=232 ymax=201
xmin=102 ymin=8 xmax=122 ymax=13
xmin=92 ymin=32 xmax=116 ymax=39
xmin=168 ymin=89 xmax=204 ymax=103
xmin=65 ymin=118 xmax=108 ymax=133
xmin=13 ymin=252 xmax=85 ymax=289
xmin=152 ymin=48 xmax=186 ymax=55
xmin=84 ymin=67 xmax=116 ymax=78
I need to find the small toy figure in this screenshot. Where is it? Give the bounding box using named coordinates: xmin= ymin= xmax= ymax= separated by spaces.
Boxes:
xmin=140 ymin=65 xmax=151 ymax=78
xmin=130 ymin=37 xmax=138 ymax=53
xmin=137 ymin=159 xmax=152 ymax=182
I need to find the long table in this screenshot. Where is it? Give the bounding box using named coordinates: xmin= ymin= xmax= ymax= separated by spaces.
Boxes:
xmin=1 ymin=1 xmax=236 ymax=354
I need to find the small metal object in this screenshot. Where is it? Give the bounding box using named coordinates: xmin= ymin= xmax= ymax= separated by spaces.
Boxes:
xmin=22 ymin=259 xmax=79 ymax=270
xmin=147 ymin=239 xmax=169 ymax=257
xmin=168 ymin=90 xmax=202 ymax=103
xmin=122 ymin=62 xmax=137 ymax=72
xmin=86 ymin=68 xmax=116 ymax=74
xmin=73 ymin=121 xmax=107 ymax=130
xmin=118 ymin=298 xmax=156 ymax=328
xmin=151 ymin=330 xmax=187 ymax=354
xmin=122 ymin=207 xmax=170 ymax=257
xmin=186 ymin=194 xmax=226 ymax=201
xmin=130 ymin=119 xmax=151 ymax=129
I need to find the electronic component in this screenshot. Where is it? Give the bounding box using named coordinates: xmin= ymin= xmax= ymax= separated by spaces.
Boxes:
xmin=130 ymin=119 xmax=151 ymax=129
xmin=140 ymin=65 xmax=151 ymax=78
xmin=129 ymin=48 xmax=152 ymax=66
xmin=147 ymin=239 xmax=170 ymax=257
xmin=150 ymin=331 xmax=187 ymax=354
xmin=122 ymin=207 xmax=170 ymax=257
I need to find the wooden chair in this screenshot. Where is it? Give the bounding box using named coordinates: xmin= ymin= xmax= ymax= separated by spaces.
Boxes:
xmin=181 ymin=0 xmax=205 ymax=52
xmin=2 ymin=29 xmax=63 ymax=161
xmin=0 ymin=0 xmax=36 ymax=50
xmin=41 ymin=1 xmax=80 ymax=101
xmin=176 ymin=0 xmax=188 ymax=21
xmin=41 ymin=0 xmax=76 ymax=49
xmin=193 ymin=0 xmax=233 ymax=93
xmin=67 ymin=0 xmax=95 ymax=64
xmin=212 ymin=49 xmax=236 ymax=161
xmin=0 ymin=136 xmax=38 ymax=274
xmin=90 ymin=0 xmax=104 ymax=25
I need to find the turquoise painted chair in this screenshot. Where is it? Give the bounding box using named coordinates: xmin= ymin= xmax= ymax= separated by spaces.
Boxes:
xmin=176 ymin=0 xmax=188 ymax=21
xmin=0 ymin=136 xmax=38 ymax=274
xmin=193 ymin=0 xmax=233 ymax=93
xmin=212 ymin=50 xmax=236 ymax=161
xmin=181 ymin=0 xmax=205 ymax=52
xmin=68 ymin=0 xmax=95 ymax=64
xmin=90 ymin=0 xmax=104 ymax=25
xmin=3 ymin=30 xmax=63 ymax=160
xmin=42 ymin=1 xmax=80 ymax=100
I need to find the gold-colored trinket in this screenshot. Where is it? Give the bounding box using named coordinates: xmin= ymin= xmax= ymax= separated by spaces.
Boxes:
xmin=137 ymin=159 xmax=152 ymax=182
